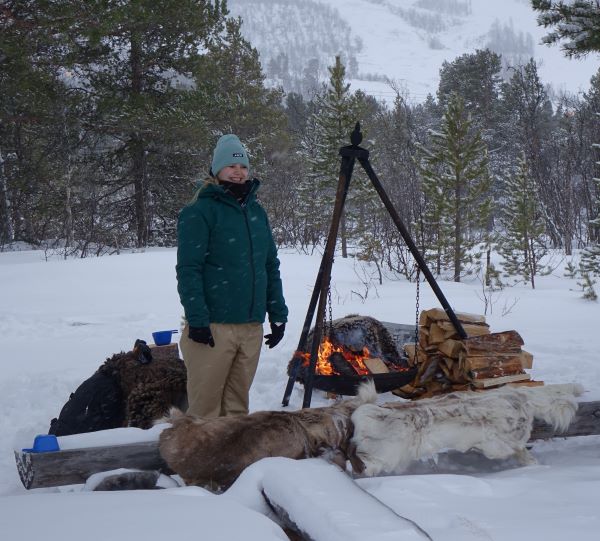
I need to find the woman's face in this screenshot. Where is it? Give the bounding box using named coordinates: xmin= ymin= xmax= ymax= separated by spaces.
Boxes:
xmin=217 ymin=164 xmax=249 ymax=184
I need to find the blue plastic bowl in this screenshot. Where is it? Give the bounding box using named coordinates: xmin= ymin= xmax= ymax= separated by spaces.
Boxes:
xmin=22 ymin=434 xmax=60 ymax=453
xmin=152 ymin=329 xmax=178 ymax=346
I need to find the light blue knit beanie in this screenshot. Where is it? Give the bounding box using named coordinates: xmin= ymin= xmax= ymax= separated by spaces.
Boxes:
xmin=210 ymin=134 xmax=250 ymax=177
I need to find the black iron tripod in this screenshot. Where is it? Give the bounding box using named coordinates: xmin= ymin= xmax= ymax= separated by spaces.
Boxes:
xmin=282 ymin=124 xmax=467 ymax=409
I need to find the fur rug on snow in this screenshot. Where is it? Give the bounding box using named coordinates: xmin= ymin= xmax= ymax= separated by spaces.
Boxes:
xmin=347 ymin=383 xmax=583 ymax=477
xmin=49 ymin=348 xmax=187 ymax=436
xmin=157 ymin=383 xmax=377 ymax=491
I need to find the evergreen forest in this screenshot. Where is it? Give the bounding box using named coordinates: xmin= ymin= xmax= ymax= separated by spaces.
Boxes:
xmin=1 ymin=0 xmax=600 ymax=295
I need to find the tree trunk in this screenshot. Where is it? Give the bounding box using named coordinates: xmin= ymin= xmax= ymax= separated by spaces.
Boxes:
xmin=64 ymin=169 xmax=74 ymax=250
xmin=130 ymin=30 xmax=148 ymax=248
xmin=0 ymin=149 xmax=14 ymax=244
xmin=454 ymin=174 xmax=461 ymax=282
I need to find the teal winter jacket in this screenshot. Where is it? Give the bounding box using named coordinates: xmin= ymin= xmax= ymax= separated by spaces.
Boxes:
xmin=176 ymin=180 xmax=288 ymax=328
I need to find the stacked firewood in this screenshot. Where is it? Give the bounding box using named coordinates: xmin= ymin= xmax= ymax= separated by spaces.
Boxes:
xmin=394 ymin=308 xmax=539 ymax=399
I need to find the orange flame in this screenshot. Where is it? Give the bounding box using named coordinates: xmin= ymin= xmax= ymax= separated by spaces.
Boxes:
xmin=296 ymin=336 xmax=372 ymax=376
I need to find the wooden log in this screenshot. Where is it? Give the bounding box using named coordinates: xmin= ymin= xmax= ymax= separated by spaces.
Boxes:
xmin=471 ymin=373 xmax=531 ymax=388
xmin=470 ymin=367 xmax=525 ymax=380
xmin=418 ymin=327 xmax=430 ymax=349
xmin=438 ymin=339 xmax=464 ymax=359
xmin=260 ymin=458 xmax=431 ymax=541
xmin=15 ymin=401 xmax=600 ymax=490
xmin=531 ymin=400 xmax=600 ymax=439
xmin=427 ymin=322 xmax=448 ymax=345
xmin=403 ymin=344 xmax=427 ymax=366
xmin=437 ymin=320 xmax=490 ymax=337
xmin=508 ymin=380 xmax=544 ymax=388
xmin=462 ymin=331 xmax=524 ymax=356
xmin=460 ymin=354 xmax=523 ymax=370
xmin=363 ymin=357 xmax=389 ymax=374
xmin=329 ymin=352 xmax=358 ymax=377
xmin=419 ymin=308 xmax=486 ymax=327
xmin=14 ymin=441 xmax=168 ymax=490
xmin=520 ymin=350 xmax=534 ymax=369
xmin=148 ymin=343 xmax=180 ymax=361
xmin=465 ymin=354 xmax=525 ymax=373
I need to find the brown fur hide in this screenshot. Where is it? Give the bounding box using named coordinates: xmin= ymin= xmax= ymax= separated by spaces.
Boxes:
xmin=158 ymin=384 xmax=376 ymax=491
xmin=100 ymin=351 xmax=188 ymax=429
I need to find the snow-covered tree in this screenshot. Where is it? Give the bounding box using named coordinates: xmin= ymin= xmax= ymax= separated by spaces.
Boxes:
xmin=531 ymin=0 xmax=600 ymax=57
xmin=418 ymin=93 xmax=493 ymax=282
xmin=299 ymin=56 xmax=373 ymax=256
xmin=499 ymin=153 xmax=548 ymax=289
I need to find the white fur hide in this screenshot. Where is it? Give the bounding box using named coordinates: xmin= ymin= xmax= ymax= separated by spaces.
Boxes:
xmin=349 ymin=383 xmax=584 ymax=477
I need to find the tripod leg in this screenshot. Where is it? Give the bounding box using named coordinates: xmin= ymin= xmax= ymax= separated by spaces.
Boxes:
xmin=302 ymin=155 xmax=356 ymax=408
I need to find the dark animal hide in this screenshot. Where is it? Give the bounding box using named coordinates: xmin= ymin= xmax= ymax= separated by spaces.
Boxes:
xmin=288 ymin=314 xmax=407 ymax=377
xmin=49 ymin=349 xmax=187 ymax=436
xmin=158 ymin=383 xmax=377 ymax=492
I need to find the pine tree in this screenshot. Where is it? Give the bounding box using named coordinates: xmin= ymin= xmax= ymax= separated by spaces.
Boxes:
xmin=299 ymin=56 xmax=372 ymax=255
xmin=531 ymin=1 xmax=600 ymax=58
xmin=44 ymin=0 xmax=230 ymax=248
xmin=579 ymin=110 xmax=600 ymax=276
xmin=0 ymin=1 xmax=66 ymax=245
xmin=418 ymin=93 xmax=493 ymax=282
xmin=499 ymin=153 xmax=548 ymax=288
xmin=437 ymin=49 xmax=503 ymax=138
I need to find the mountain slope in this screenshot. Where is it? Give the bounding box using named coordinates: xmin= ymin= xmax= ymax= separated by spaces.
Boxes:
xmin=229 ymin=0 xmax=599 ymax=101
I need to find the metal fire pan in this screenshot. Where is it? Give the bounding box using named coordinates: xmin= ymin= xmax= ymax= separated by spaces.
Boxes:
xmin=312 ymin=368 xmax=417 ymax=396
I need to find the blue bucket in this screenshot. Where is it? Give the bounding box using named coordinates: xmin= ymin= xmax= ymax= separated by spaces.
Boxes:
xmin=152 ymin=329 xmax=179 ymax=346
xmin=22 ymin=434 xmax=60 ymax=453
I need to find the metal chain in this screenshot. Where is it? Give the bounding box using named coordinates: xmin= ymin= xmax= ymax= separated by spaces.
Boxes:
xmin=327 ymin=283 xmax=334 ymax=339
xmin=414 ymin=266 xmax=421 ymax=353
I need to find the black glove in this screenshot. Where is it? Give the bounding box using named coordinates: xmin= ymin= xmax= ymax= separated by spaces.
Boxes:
xmin=264 ymin=322 xmax=285 ymax=349
xmin=188 ymin=326 xmax=215 ymax=347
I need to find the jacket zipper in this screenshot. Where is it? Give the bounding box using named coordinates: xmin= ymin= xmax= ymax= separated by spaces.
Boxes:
xmin=242 ymin=205 xmax=256 ymax=319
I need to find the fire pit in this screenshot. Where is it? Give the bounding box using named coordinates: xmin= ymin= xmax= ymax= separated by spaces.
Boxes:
xmin=288 ymin=319 xmax=418 ymax=396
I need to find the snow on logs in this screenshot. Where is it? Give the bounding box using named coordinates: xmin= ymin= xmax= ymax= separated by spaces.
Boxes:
xmin=396 ymin=308 xmax=538 ymax=398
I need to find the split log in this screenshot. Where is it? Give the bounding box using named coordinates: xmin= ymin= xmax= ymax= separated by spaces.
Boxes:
xmin=364 ymin=357 xmax=389 ymax=374
xmin=427 ymin=322 xmax=449 ymax=344
xmin=520 ymin=350 xmax=534 ymax=369
xmin=419 ymin=308 xmax=486 ymax=327
xmin=465 ymin=354 xmax=525 ymax=373
xmin=437 ymin=320 xmax=490 ymax=337
xmin=462 ymin=331 xmax=524 ymax=356
xmin=471 ymin=373 xmax=531 ymax=388
xmin=403 ymin=344 xmax=428 ymax=366
xmin=470 ymin=367 xmax=525 ymax=380
xmin=437 ymin=339 xmax=464 ymax=359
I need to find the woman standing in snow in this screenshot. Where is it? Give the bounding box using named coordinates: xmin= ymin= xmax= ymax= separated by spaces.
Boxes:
xmin=176 ymin=134 xmax=288 ymax=418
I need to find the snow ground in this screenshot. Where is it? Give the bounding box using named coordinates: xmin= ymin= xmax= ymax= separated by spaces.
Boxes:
xmin=1 ymin=247 xmax=599 ymax=540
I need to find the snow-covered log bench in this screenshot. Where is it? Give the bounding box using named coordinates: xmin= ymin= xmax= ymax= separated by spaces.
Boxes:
xmin=14 ymin=400 xmax=600 ymax=489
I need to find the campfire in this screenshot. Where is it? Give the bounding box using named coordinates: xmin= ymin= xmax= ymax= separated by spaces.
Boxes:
xmin=295 ymin=336 xmax=372 ymax=376
xmin=291 ymin=329 xmax=417 ymax=396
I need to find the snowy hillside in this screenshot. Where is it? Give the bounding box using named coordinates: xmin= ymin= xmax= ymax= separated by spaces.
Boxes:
xmin=229 ymin=0 xmax=599 ymax=101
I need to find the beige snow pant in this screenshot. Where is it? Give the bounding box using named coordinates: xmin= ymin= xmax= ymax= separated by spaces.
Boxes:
xmin=180 ymin=322 xmax=263 ymax=418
